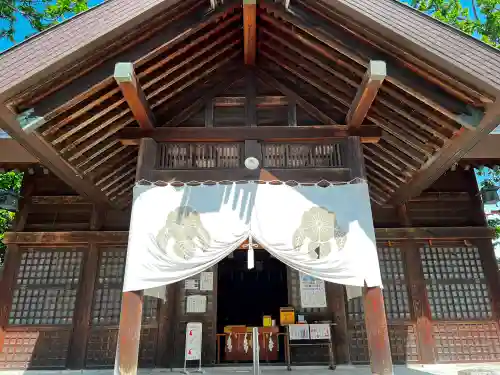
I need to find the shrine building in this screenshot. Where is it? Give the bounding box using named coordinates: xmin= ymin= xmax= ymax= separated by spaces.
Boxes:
xmin=0 ymin=0 xmax=500 ymax=374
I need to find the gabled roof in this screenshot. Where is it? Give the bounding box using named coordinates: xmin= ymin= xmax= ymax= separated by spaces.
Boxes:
xmin=0 ymin=0 xmax=499 ymax=207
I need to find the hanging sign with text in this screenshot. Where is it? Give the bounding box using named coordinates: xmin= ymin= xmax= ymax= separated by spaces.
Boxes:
xmin=185 ymin=322 xmax=203 ymax=361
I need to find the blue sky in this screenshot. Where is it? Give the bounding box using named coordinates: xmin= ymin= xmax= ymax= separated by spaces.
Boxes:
xmin=0 ymin=0 xmax=103 ymax=52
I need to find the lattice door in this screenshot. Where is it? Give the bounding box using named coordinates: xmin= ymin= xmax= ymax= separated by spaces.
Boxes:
xmin=0 ymin=248 xmax=84 ymax=369
xmin=420 ymin=244 xmax=500 ymax=362
xmin=85 ymin=247 xmax=159 ymax=368
xmin=347 ymin=245 xmax=418 ymax=364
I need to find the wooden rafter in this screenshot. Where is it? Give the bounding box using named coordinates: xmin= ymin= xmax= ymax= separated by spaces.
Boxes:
xmin=164 ymin=71 xmax=244 ymax=127
xmin=255 ymin=68 xmax=337 ymax=124
xmin=389 ymin=101 xmax=500 ymax=204
xmin=259 ymin=2 xmax=486 ymax=129
xmin=117 ymin=125 xmax=381 ymax=144
xmin=114 ymin=63 xmax=155 ymax=130
xmin=0 ymin=105 xmax=112 ymax=207
xmin=243 ymin=0 xmax=257 ymax=65
xmin=347 ymin=61 xmax=386 ymax=128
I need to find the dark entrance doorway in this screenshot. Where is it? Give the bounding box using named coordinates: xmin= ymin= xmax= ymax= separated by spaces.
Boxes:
xmin=217 ymin=249 xmax=288 ymax=362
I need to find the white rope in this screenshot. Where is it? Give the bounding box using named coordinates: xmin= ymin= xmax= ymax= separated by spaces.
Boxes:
xmin=135 ymin=177 xmax=366 ymax=187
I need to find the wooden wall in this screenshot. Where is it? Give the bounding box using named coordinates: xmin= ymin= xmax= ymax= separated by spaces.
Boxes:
xmin=0 ymin=165 xmax=499 ymax=369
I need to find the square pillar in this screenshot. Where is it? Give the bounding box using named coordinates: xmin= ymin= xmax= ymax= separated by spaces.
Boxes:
xmin=116 ymin=138 xmax=157 ymax=375
xmin=348 ymin=136 xmax=393 ymax=375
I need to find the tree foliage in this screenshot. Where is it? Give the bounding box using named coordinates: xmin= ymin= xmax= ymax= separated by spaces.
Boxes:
xmin=407 ymin=0 xmax=500 ymax=48
xmin=1 ymin=0 xmax=89 ymax=42
xmin=0 ymin=171 xmax=23 ymax=263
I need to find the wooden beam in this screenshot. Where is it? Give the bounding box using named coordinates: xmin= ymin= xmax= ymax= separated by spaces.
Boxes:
xmin=0 ymin=138 xmax=38 ymax=164
xmin=31 ymin=195 xmax=89 ymax=205
xmin=0 ymin=105 xmax=112 ymax=207
xmin=117 ymin=125 xmax=381 ymax=144
xmin=389 ymin=101 xmax=500 ymax=204
xmin=347 ymin=61 xmax=386 ymax=128
xmin=150 ymin=168 xmax=351 ymax=184
xmin=5 ymin=226 xmax=488 ymax=246
xmin=243 ymin=0 xmax=257 ymax=65
xmin=214 ymin=96 xmax=288 ymax=107
xmin=374 ymin=226 xmax=495 ymax=241
xmin=114 ymin=63 xmax=155 ymax=130
xmin=3 ymin=231 xmax=129 ymax=244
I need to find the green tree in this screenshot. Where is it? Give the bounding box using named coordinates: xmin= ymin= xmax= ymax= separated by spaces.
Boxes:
xmin=0 ymin=0 xmax=89 ymax=42
xmin=0 ymin=171 xmax=23 ymax=264
xmin=407 ymin=0 xmax=500 ymax=48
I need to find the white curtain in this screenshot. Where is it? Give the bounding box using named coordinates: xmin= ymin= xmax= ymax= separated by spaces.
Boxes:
xmin=123 ymin=181 xmax=381 ymax=299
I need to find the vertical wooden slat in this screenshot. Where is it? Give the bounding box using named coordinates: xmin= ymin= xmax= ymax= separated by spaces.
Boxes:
xmin=155 ymin=284 xmax=175 ymax=367
xmin=205 ymin=99 xmax=214 ymax=128
xmin=398 ymin=205 xmax=436 ymax=364
xmin=0 ymin=245 xmax=21 ymax=353
xmin=116 ymin=138 xmax=157 ymax=375
xmin=349 ymin=135 xmax=393 ymax=374
xmin=326 ymin=282 xmax=349 ymax=364
xmin=0 ymin=175 xmax=34 ymax=352
xmin=245 ymin=68 xmax=257 ymax=127
xmin=68 ymin=244 xmax=100 ymax=368
xmin=68 ymin=205 xmax=104 ymax=368
xmin=288 ymin=99 xmax=297 ymax=127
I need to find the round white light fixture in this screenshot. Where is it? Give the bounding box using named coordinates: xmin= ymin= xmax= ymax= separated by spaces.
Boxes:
xmin=244 ymin=157 xmax=260 ymax=170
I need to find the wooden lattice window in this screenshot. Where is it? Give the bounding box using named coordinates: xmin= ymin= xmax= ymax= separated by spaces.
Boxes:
xmin=9 ymin=248 xmax=84 ymax=325
xmin=348 ymin=246 xmax=410 ymax=321
xmin=420 ymin=245 xmax=493 ymax=320
xmin=262 ymin=143 xmax=343 ymax=168
xmin=157 ymin=143 xmax=243 ymax=169
xmin=91 ymin=248 xmax=157 ymax=326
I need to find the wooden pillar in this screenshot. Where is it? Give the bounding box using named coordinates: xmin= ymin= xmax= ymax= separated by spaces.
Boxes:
xmin=326 ymin=282 xmax=349 ymax=364
xmin=0 ymin=245 xmax=21 ymax=353
xmin=155 ymin=284 xmax=178 ymax=367
xmin=348 ymin=136 xmax=393 ymax=375
xmin=397 ymin=205 xmax=436 ymax=364
xmin=68 ymin=206 xmax=105 ymax=368
xmin=116 ymin=138 xmax=157 ymax=375
xmin=0 ymin=175 xmax=34 ymax=352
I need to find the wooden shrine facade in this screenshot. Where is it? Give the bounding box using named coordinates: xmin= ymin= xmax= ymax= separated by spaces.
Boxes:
xmin=0 ymin=0 xmax=500 ymax=372
xmin=0 ymin=164 xmax=499 ymax=369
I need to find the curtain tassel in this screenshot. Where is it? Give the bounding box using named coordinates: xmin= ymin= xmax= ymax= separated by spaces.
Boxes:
xmin=248 ymin=236 xmax=255 ymax=270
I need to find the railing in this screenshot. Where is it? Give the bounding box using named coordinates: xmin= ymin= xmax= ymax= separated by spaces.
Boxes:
xmin=262 ymin=143 xmax=344 ymax=169
xmin=157 ymin=143 xmax=243 ymax=169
